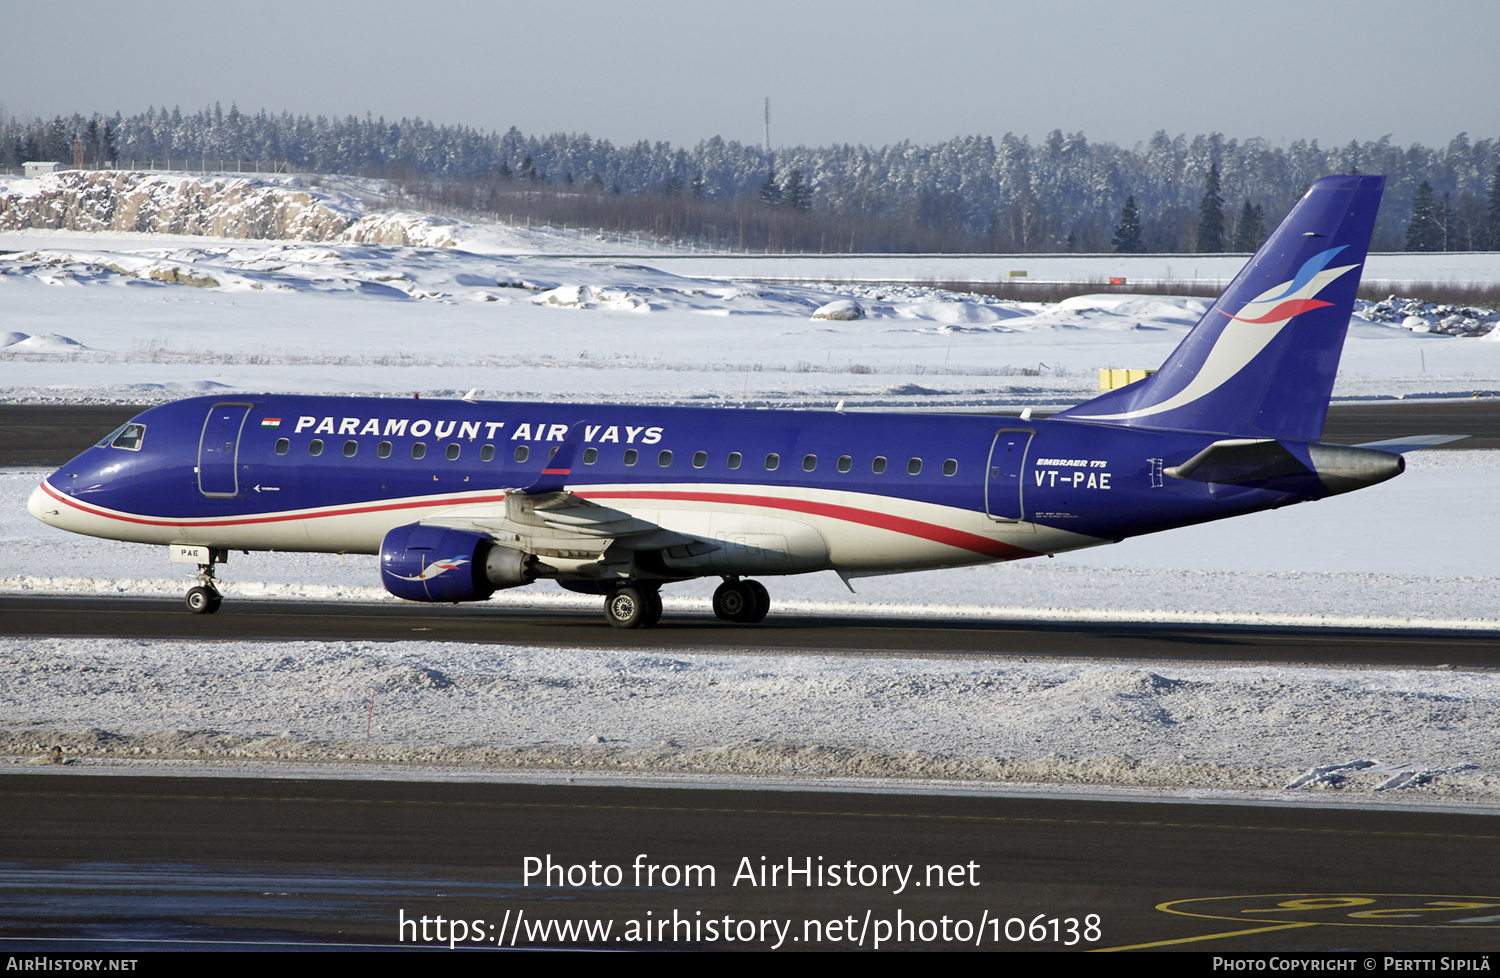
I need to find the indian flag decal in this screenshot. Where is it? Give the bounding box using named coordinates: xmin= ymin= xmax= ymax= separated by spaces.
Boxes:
xmin=261 ymin=418 xmax=282 ymax=428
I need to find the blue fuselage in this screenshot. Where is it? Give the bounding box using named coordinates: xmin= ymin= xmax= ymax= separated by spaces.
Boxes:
xmin=35 ymin=394 xmax=1321 ymax=576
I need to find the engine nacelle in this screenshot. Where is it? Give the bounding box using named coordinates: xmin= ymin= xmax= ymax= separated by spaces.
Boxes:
xmin=380 ymin=523 xmax=534 ymax=602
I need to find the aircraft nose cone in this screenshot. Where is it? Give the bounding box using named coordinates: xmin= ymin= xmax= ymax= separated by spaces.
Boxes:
xmin=27 ymin=481 xmax=57 ymax=524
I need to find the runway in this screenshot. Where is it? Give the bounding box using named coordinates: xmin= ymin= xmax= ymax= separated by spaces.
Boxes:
xmin=3 ymin=595 xmax=1497 ymax=666
xmin=2 ymin=772 xmax=1498 ymax=952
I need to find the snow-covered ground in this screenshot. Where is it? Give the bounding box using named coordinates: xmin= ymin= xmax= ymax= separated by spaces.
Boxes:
xmin=2 ymin=185 xmax=1497 ymax=804
xmin=2 ymin=218 xmax=1498 ymax=408
xmin=4 ymin=638 xmax=1496 ymax=806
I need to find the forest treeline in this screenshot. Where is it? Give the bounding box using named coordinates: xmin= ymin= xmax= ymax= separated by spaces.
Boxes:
xmin=4 ymin=104 xmax=1498 ymax=253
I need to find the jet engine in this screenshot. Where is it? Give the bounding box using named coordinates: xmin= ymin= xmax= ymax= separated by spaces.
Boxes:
xmin=380 ymin=523 xmax=535 ymax=602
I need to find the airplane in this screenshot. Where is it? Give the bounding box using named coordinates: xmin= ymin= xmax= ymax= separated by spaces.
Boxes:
xmin=27 ymin=174 xmax=1452 ymax=628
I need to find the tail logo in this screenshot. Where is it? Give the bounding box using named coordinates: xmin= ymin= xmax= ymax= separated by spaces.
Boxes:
xmin=1072 ymin=247 xmax=1360 ymax=423
xmin=1222 ymin=245 xmax=1350 ymax=325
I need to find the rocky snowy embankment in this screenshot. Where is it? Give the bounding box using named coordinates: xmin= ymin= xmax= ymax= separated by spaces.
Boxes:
xmin=0 ymin=169 xmax=459 ymax=247
xmin=1361 ymin=296 xmax=1500 ymax=338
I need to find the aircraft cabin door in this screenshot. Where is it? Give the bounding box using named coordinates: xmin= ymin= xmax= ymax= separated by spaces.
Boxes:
xmin=198 ymin=403 xmax=253 ymax=497
xmin=985 ymin=428 xmax=1034 ymax=523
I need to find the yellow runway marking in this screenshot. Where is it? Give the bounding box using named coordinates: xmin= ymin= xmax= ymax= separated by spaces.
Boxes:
xmin=1094 ymin=921 xmax=1317 ymax=951
xmin=1160 ymin=894 xmax=1500 ymax=931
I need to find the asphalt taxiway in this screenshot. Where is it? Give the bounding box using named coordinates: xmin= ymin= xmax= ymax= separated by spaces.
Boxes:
xmin=2 ymin=594 xmax=1497 ymax=667
xmin=2 ymin=773 xmax=1498 ymax=951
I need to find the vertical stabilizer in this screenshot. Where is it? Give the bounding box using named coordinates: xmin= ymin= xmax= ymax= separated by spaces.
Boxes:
xmin=1055 ymin=175 xmax=1385 ymax=439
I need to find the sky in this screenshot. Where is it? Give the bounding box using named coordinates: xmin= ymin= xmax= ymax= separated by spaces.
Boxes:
xmin=3 ymin=0 xmax=1496 ymax=153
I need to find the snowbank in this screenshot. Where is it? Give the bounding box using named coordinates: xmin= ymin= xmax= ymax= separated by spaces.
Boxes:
xmin=3 ymin=232 xmax=1497 ymax=406
xmin=3 ymin=638 xmax=1496 ymax=802
xmin=0 ymin=170 xmax=464 ymax=248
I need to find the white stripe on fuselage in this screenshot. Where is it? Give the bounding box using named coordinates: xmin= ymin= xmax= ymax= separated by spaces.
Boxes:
xmin=31 ymin=479 xmax=1107 ymax=575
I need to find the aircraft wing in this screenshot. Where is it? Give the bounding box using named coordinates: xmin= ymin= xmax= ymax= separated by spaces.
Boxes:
xmin=423 ymin=490 xmax=712 ymax=556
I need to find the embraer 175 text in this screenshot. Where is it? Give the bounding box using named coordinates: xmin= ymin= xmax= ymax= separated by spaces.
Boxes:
xmin=29 ymin=175 xmax=1456 ymax=627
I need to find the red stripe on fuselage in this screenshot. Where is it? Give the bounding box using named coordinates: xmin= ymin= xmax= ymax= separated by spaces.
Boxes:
xmin=40 ymin=482 xmax=1035 ymax=559
xmin=576 ymin=489 xmax=1036 ymax=559
xmin=39 ymin=480 xmax=511 ymax=529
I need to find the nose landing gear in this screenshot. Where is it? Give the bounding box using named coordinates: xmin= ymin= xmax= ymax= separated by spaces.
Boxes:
xmin=713 ymin=578 xmax=769 ymax=623
xmin=185 ymin=559 xmax=223 ymax=614
xmin=185 ymin=584 xmax=222 ymax=614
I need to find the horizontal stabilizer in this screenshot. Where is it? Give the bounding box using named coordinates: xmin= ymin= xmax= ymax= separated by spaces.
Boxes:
xmin=1352 ymin=434 xmax=1468 ymax=454
xmin=1165 ymin=439 xmax=1309 ymax=484
xmin=1166 ymin=437 xmax=1404 ymax=496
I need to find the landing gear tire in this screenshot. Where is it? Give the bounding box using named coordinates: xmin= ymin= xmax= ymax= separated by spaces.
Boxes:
xmin=743 ymin=580 xmax=769 ymax=623
xmin=641 ymin=588 xmax=663 ymax=627
xmin=185 ymin=586 xmax=221 ymax=615
xmin=605 ymin=587 xmax=650 ymax=629
xmin=713 ymin=580 xmax=767 ymax=623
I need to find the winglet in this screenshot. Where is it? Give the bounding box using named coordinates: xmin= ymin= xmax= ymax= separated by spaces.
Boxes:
xmin=522 ymin=421 xmax=588 ymax=495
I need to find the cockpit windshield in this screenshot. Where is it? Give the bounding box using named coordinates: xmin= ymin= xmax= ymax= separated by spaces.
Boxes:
xmin=95 ymin=423 xmax=146 ymax=451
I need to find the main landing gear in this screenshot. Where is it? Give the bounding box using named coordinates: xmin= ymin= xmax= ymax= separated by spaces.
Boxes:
xmin=600 ymin=578 xmax=771 ymax=628
xmin=712 ymin=578 xmax=769 ymax=624
xmin=604 ymin=585 xmax=663 ymax=629
xmin=185 ymin=562 xmax=222 ymax=615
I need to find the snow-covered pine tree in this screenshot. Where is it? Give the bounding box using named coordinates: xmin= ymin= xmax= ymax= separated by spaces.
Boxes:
xmin=1406 ymin=181 xmax=1443 ymax=251
xmin=1487 ymin=161 xmax=1500 ymax=250
xmin=1112 ymin=195 xmax=1143 ymax=253
xmin=1196 ymin=164 xmax=1224 ymax=252
xmin=784 ymin=169 xmax=811 ymax=212
xmin=1231 ymin=199 xmax=1265 ymax=252
xmin=759 ymin=168 xmax=782 ymax=207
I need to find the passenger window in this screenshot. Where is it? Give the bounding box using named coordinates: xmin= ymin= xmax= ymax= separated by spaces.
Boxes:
xmin=378 ymin=441 xmax=392 ymax=458
xmin=582 ymin=447 xmax=597 ymax=464
xmin=624 ymin=449 xmax=638 ymax=466
xmin=908 ymin=457 xmax=922 ymax=475
xmin=275 ymin=438 xmax=289 ymax=455
xmin=943 ymin=458 xmax=958 ymax=476
xmin=343 ymin=440 xmax=358 ymax=457
xmin=727 ymin=452 xmax=742 ymax=469
xmin=658 ymin=450 xmax=673 ymax=467
xmin=309 ymin=439 xmax=324 ymax=457
xmin=111 ymin=424 xmax=146 ymax=451
xmin=548 ymin=446 xmax=560 ymax=461
xmin=802 ymin=454 xmax=817 ymax=472
xmin=692 ymin=451 xmax=707 ymax=468
xmin=872 ymin=456 xmax=887 ymax=474
xmin=513 ymin=445 xmax=529 ymax=463
xmin=412 ymin=443 xmax=426 ymax=459
xmin=765 ymin=453 xmax=779 ymax=471
xmin=837 ymin=455 xmax=851 ymax=473
xmin=446 ymin=444 xmax=461 ymax=460
xmin=480 ymin=445 xmax=495 ymax=461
